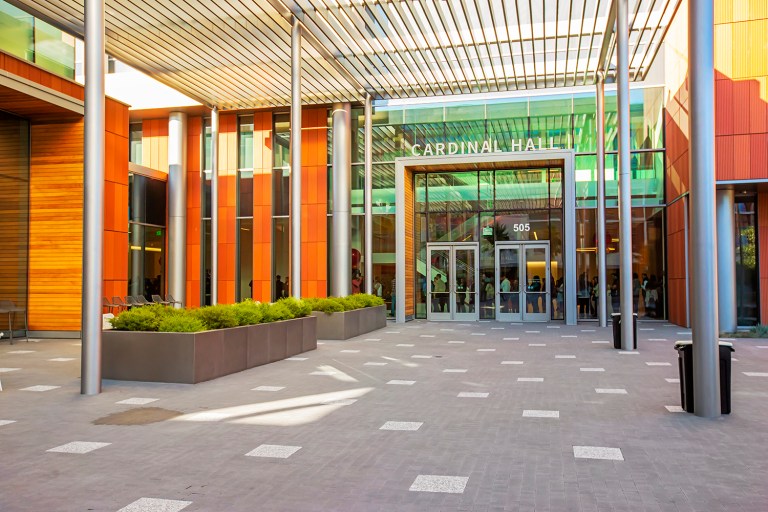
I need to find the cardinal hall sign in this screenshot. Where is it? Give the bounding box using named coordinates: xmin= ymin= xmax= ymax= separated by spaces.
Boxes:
xmin=411 ymin=137 xmax=560 ymax=157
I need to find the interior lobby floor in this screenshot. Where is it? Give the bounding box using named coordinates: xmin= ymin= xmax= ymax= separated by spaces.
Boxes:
xmin=1 ymin=320 xmax=767 ymax=512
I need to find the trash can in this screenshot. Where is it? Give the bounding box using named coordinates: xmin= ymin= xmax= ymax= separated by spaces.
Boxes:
xmin=674 ymin=340 xmax=734 ymax=414
xmin=611 ymin=313 xmax=638 ymax=349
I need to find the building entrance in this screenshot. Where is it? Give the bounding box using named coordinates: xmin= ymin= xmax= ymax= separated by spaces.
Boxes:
xmin=495 ymin=242 xmax=551 ymax=322
xmin=426 ymin=243 xmax=479 ymax=321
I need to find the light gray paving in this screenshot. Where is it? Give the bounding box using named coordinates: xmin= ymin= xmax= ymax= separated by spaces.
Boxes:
xmin=117 ymin=498 xmax=192 ymax=512
xmin=596 ymin=388 xmax=628 ymax=394
xmin=251 ymin=386 xmax=285 ymax=392
xmin=47 ymin=441 xmax=111 ymax=454
xmin=573 ymin=446 xmax=624 ymax=461
xmin=379 ymin=421 xmax=423 ymax=431
xmin=409 ymin=475 xmax=468 ymax=494
xmin=20 ymin=385 xmax=60 ymax=392
xmin=0 ymin=322 xmax=767 ymax=512
xmin=116 ymin=397 xmax=159 ymax=405
xmin=245 ymin=444 xmax=301 ymax=459
xmin=457 ymin=392 xmax=489 ymax=398
xmin=522 ymin=410 xmax=559 ymax=418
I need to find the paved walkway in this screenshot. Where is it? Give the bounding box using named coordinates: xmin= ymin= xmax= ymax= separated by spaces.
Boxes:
xmin=1 ymin=321 xmax=767 ymax=512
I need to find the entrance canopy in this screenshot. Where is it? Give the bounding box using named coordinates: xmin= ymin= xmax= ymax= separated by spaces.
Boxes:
xmin=10 ymin=0 xmax=680 ymax=109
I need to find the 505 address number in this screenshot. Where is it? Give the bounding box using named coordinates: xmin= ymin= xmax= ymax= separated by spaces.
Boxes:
xmin=512 ymin=223 xmax=531 ymax=232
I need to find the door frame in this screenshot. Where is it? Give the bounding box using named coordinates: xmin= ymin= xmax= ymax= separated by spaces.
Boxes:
xmin=495 ymin=241 xmax=551 ymax=322
xmin=426 ymin=242 xmax=479 ymax=321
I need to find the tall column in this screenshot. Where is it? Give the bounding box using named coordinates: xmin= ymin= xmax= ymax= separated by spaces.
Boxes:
xmin=332 ymin=103 xmax=352 ymax=297
xmin=364 ymin=93 xmax=373 ymax=295
xmin=689 ymin=0 xmax=721 ymax=417
xmin=290 ymin=17 xmax=302 ymax=299
xmin=716 ymin=190 xmax=737 ymax=333
xmin=616 ymin=0 xmax=634 ymax=350
xmin=210 ymin=107 xmax=219 ymax=305
xmin=81 ymin=0 xmax=105 ymax=395
xmin=596 ymin=74 xmax=608 ymax=328
xmin=168 ymin=112 xmax=187 ymax=307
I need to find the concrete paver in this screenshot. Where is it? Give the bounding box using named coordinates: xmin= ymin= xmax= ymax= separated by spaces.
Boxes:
xmin=1 ymin=321 xmax=767 ymax=511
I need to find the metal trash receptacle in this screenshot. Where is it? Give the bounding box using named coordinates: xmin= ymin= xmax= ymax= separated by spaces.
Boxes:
xmin=674 ymin=340 xmax=734 ymax=414
xmin=611 ymin=313 xmax=638 ymax=349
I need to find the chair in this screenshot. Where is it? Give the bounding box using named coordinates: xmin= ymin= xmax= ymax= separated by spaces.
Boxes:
xmin=112 ymin=296 xmax=129 ymax=311
xmin=165 ymin=294 xmax=183 ymax=307
xmin=152 ymin=294 xmax=170 ymax=305
xmin=103 ymin=297 xmax=120 ymax=314
xmin=0 ymin=300 xmax=27 ymax=345
xmin=134 ymin=295 xmax=153 ymax=306
xmin=124 ymin=296 xmax=140 ymax=308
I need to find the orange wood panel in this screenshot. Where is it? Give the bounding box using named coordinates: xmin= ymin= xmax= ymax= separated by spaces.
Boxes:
xmin=216 ymin=113 xmax=238 ymax=304
xmin=0 ymin=52 xmax=84 ymax=101
xmin=300 ymin=108 xmax=328 ymax=298
xmin=404 ymin=169 xmax=415 ymax=317
xmin=186 ymin=116 xmax=202 ymax=308
xmin=28 ymin=120 xmax=84 ymax=331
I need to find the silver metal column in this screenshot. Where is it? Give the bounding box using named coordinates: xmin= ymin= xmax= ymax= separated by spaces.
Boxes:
xmin=716 ymin=189 xmax=737 ymax=333
xmin=331 ymin=103 xmax=352 ymax=297
xmin=290 ymin=17 xmax=302 ymax=299
xmin=81 ymin=0 xmax=104 ymax=395
xmin=689 ymin=0 xmax=721 ymax=417
xmin=210 ymin=107 xmax=219 ymax=305
xmin=616 ymin=0 xmax=634 ymax=350
xmin=168 ymin=112 xmax=187 ymax=308
xmin=364 ymin=94 xmax=373 ymax=295
xmin=596 ymin=74 xmax=608 ymax=328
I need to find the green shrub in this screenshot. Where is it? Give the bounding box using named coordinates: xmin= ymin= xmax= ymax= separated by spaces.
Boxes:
xmin=231 ymin=300 xmax=263 ymax=326
xmin=194 ymin=304 xmax=239 ymax=330
xmin=260 ymin=302 xmax=294 ymax=323
xmin=751 ymin=324 xmax=768 ymax=338
xmin=110 ymin=306 xmax=163 ymax=331
xmin=277 ymin=297 xmax=311 ymax=318
xmin=304 ymin=294 xmax=384 ymax=314
xmin=158 ymin=314 xmax=206 ymax=333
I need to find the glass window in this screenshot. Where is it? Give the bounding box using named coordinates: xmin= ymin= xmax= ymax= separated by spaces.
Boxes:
xmin=128 ymin=174 xmax=166 ymax=225
xmin=574 ymin=207 xmax=666 ymax=319
xmin=237 ymin=218 xmax=253 ymax=301
xmin=128 ymin=225 xmax=165 ymax=301
xmin=34 ymin=19 xmax=75 ymax=79
xmin=238 ymin=170 xmax=253 ymax=218
xmin=272 ymin=168 xmax=290 ymax=217
xmin=273 ymin=113 xmax=290 ymax=169
xmin=238 ymin=116 xmax=254 ymax=170
xmin=129 ymin=123 xmax=142 ymax=165
xmin=735 ymin=195 xmax=759 ymax=326
xmin=372 ymin=214 xmax=396 ymax=317
xmin=372 ymin=163 xmax=395 ymax=213
xmin=202 ymin=220 xmax=211 ymax=305
xmin=272 ymin=217 xmax=290 ymax=301
xmin=351 ymin=164 xmax=365 ymax=214
xmin=495 ymin=169 xmax=550 ymax=210
xmin=0 ymin=2 xmax=33 ymax=61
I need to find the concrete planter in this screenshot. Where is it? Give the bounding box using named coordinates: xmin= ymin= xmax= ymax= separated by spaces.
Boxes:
xmin=311 ymin=304 xmax=387 ymax=340
xmin=102 ymin=316 xmax=317 ymax=384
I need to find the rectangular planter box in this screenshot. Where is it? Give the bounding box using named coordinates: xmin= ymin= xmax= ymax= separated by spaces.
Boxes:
xmin=311 ymin=304 xmax=387 ymax=340
xmin=103 ymin=316 xmax=317 ymax=384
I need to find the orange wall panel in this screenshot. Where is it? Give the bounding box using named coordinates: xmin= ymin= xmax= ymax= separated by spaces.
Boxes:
xmin=300 ymin=108 xmax=328 ymax=298
xmin=186 ymin=116 xmax=202 ymax=308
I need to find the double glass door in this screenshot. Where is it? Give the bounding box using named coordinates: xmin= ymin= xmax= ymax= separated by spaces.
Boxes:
xmin=495 ymin=242 xmax=550 ymax=322
xmin=426 ymin=243 xmax=479 ymax=321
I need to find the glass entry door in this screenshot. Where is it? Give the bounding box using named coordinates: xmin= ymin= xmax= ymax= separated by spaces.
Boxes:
xmin=427 ymin=243 xmax=479 ymax=321
xmin=495 ymin=242 xmax=550 ymax=322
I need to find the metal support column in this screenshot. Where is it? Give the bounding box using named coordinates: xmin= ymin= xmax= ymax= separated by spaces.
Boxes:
xmin=168 ymin=112 xmax=187 ymax=308
xmin=690 ymin=0 xmax=721 ymax=417
xmin=81 ymin=0 xmax=105 ymax=395
xmin=616 ymin=0 xmax=634 ymax=350
xmin=596 ymin=74 xmax=608 ymax=328
xmin=364 ymin=94 xmax=373 ymax=295
xmin=290 ymin=17 xmax=302 ymax=299
xmin=210 ymin=107 xmax=219 ymax=305
xmin=332 ymin=103 xmax=352 ymax=297
xmin=716 ymin=189 xmax=737 ymax=333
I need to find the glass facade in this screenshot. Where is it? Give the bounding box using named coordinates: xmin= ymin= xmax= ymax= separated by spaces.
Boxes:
xmin=0 ymin=1 xmax=76 ymax=79
xmin=128 ymin=174 xmax=167 ymax=300
xmin=272 ymin=114 xmax=290 ymax=300
xmin=129 ymin=123 xmax=143 ymax=165
xmin=735 ymin=194 xmax=759 ymax=326
xmin=0 ymin=111 xmax=29 ymax=334
xmin=201 ymin=118 xmax=212 ymax=305
xmin=236 ymin=115 xmax=254 ymax=301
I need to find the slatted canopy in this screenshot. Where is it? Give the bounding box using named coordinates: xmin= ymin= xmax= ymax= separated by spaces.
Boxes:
xmin=9 ymin=0 xmax=681 ymax=109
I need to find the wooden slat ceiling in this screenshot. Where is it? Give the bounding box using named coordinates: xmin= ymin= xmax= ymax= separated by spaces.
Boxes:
xmin=8 ymin=0 xmax=681 ymax=109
